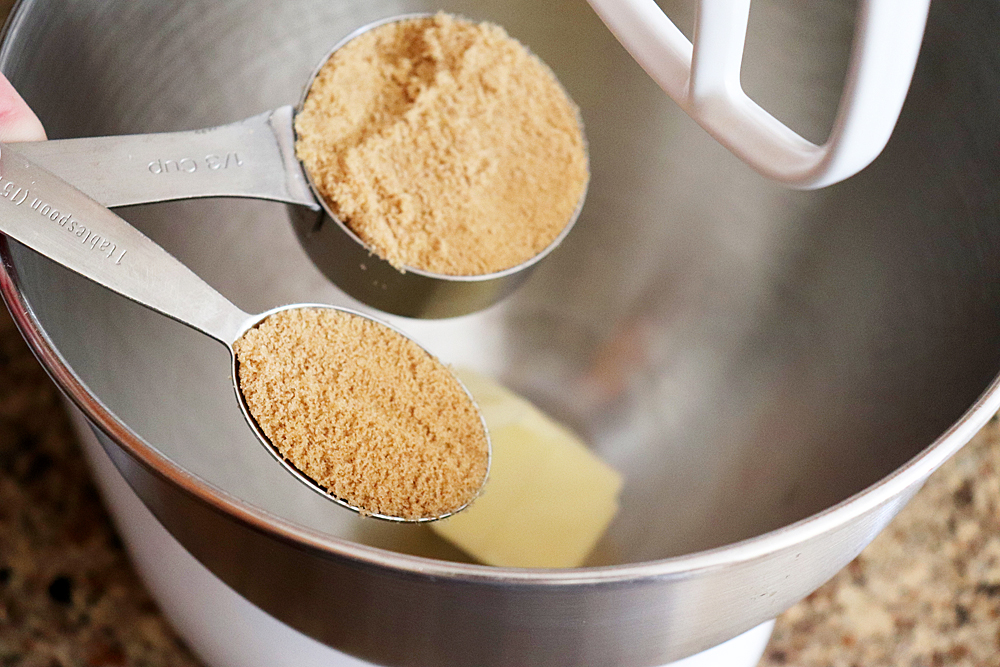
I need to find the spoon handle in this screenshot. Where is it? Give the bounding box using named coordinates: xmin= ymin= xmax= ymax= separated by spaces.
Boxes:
xmin=12 ymin=106 xmax=318 ymax=210
xmin=0 ymin=145 xmax=250 ymax=344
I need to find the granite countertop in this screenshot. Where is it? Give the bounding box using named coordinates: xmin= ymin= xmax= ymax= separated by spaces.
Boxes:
xmin=0 ymin=303 xmax=998 ymax=667
xmin=761 ymin=416 xmax=1000 ymax=666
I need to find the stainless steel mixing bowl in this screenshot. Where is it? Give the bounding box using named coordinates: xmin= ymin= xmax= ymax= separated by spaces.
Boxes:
xmin=2 ymin=0 xmax=999 ymax=665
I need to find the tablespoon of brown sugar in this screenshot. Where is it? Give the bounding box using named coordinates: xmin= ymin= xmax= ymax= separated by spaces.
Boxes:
xmin=0 ymin=144 xmax=490 ymax=521
xmin=233 ymin=307 xmax=490 ymax=520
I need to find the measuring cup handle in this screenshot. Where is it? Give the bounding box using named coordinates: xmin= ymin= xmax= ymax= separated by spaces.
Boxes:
xmin=0 ymin=144 xmax=250 ymax=344
xmin=586 ymin=0 xmax=931 ymax=189
xmin=12 ymin=106 xmax=319 ymax=209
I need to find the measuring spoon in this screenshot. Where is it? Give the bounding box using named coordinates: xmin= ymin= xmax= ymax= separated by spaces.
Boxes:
xmin=13 ymin=14 xmax=587 ymax=319
xmin=0 ymin=143 xmax=490 ymax=522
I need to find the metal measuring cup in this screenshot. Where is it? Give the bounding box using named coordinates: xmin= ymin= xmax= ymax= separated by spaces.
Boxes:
xmin=0 ymin=143 xmax=491 ymax=521
xmin=12 ymin=14 xmax=587 ymax=319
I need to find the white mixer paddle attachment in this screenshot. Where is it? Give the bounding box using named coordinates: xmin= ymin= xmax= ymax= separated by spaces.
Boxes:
xmin=586 ymin=0 xmax=931 ymax=189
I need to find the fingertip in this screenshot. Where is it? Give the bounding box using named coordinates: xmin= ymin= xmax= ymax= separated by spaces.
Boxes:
xmin=0 ymin=74 xmax=45 ymax=142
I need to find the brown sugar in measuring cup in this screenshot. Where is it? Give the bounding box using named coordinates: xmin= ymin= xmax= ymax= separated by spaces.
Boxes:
xmin=0 ymin=144 xmax=491 ymax=521
xmin=14 ymin=12 xmax=590 ymax=318
xmin=233 ymin=307 xmax=490 ymax=520
xmin=294 ymin=13 xmax=589 ymax=277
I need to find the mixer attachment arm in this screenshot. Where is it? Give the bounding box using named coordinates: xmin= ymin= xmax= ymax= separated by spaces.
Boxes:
xmin=586 ymin=0 xmax=931 ymax=189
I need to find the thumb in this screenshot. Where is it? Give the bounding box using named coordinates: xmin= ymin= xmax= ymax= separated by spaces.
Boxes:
xmin=0 ymin=73 xmax=45 ymax=142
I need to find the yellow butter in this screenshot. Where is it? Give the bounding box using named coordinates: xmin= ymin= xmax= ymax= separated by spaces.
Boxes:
xmin=431 ymin=369 xmax=623 ymax=568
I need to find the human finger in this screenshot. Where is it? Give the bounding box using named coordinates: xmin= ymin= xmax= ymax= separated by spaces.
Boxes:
xmin=0 ymin=73 xmax=45 ymax=142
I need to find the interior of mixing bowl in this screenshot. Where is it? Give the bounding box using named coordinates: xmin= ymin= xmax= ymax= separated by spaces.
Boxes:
xmin=4 ymin=0 xmax=1000 ymax=567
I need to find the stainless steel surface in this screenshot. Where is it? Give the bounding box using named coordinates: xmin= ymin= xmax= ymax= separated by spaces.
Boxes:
xmin=14 ymin=107 xmax=318 ymax=209
xmin=11 ymin=15 xmax=587 ymax=320
xmin=0 ymin=144 xmax=250 ymax=343
xmin=1 ymin=0 xmax=998 ymax=665
xmin=0 ymin=144 xmax=487 ymax=520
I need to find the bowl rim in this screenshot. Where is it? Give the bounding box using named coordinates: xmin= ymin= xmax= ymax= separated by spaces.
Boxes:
xmin=3 ymin=230 xmax=997 ymax=585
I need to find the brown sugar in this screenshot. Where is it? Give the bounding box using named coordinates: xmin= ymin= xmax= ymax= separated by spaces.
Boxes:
xmin=294 ymin=13 xmax=588 ymax=275
xmin=232 ymin=307 xmax=489 ymax=520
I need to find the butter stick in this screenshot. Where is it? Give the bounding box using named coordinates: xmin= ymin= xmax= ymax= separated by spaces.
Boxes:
xmin=431 ymin=369 xmax=623 ymax=568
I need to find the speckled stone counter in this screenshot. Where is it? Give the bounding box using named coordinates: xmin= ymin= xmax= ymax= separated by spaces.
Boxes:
xmin=1 ymin=300 xmax=999 ymax=667
xmin=0 ymin=308 xmax=198 ymax=667
xmin=760 ymin=414 xmax=1000 ymax=667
